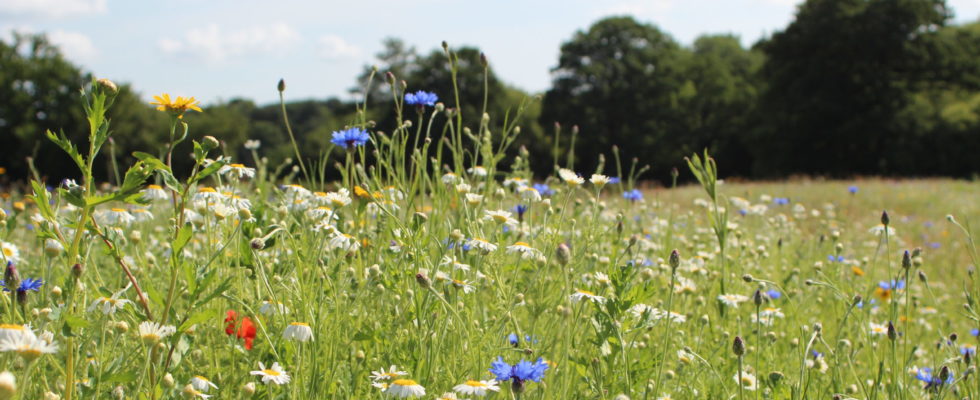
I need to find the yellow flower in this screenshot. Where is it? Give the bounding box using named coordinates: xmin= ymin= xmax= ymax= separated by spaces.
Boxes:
xmin=150 ymin=93 xmax=202 ymax=118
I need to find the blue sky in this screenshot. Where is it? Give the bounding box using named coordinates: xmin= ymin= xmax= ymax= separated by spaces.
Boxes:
xmin=3 ymin=0 xmax=979 ymax=105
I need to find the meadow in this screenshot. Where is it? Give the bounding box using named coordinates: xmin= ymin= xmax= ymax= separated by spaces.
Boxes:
xmin=0 ymin=71 xmax=978 ymax=400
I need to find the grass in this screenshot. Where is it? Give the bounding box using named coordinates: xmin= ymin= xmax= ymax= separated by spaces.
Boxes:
xmin=0 ymin=74 xmax=978 ymax=400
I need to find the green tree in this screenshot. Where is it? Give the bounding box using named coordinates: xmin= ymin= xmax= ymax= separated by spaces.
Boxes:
xmin=753 ymin=0 xmax=950 ymax=176
xmin=540 ymin=16 xmax=689 ymax=178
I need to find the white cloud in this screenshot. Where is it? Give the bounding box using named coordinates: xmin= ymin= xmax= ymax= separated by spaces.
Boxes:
xmin=47 ymin=30 xmax=97 ymax=61
xmin=317 ymin=34 xmax=361 ymax=60
xmin=157 ymin=22 xmax=300 ymax=64
xmin=0 ymin=0 xmax=106 ymax=19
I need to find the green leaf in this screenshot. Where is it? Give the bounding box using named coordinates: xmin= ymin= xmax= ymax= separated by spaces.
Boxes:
xmin=178 ymin=309 xmax=216 ymax=333
xmin=45 ymin=129 xmax=86 ymax=173
xmin=29 ymin=180 xmax=55 ymax=221
xmin=173 ymin=223 xmax=193 ymax=253
xmin=62 ymin=314 xmax=90 ymax=337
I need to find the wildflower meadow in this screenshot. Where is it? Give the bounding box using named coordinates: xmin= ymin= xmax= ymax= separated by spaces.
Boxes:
xmin=1 ymin=49 xmax=979 ymax=400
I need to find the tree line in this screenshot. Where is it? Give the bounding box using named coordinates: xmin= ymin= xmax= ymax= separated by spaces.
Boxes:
xmin=2 ymin=0 xmax=978 ymax=184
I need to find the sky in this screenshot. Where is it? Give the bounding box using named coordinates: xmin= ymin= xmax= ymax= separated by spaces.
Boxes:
xmin=3 ymin=0 xmax=979 ymax=106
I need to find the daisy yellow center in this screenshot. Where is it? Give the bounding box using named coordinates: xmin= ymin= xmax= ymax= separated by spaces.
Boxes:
xmin=0 ymin=324 xmax=24 ymax=331
xmin=230 ymin=163 xmax=245 ymax=168
xmin=873 ymin=326 xmax=886 ymax=333
xmin=392 ymin=379 xmax=417 ymax=386
xmin=2 ymin=248 xmax=12 ymax=257
xmin=148 ymin=184 xmax=162 ymax=189
xmin=740 ymin=376 xmax=754 ymax=385
xmin=17 ymin=346 xmax=42 ymax=357
xmin=453 ymin=279 xmax=465 ymax=285
xmin=492 ymin=215 xmax=508 ymax=222
xmin=578 ymin=289 xmax=596 ymax=296
xmin=465 ymin=380 xmax=487 ymax=387
xmin=263 ymin=369 xmax=281 ymax=376
xmin=199 ymin=187 xmax=216 ymax=193
xmin=111 ymin=208 xmax=127 ymax=212
xmin=143 ymin=333 xmax=160 ymax=340
xmin=513 ymin=242 xmax=530 ymax=247
xmin=195 ymin=375 xmax=209 ymax=381
xmin=290 ymin=322 xmax=309 ymax=327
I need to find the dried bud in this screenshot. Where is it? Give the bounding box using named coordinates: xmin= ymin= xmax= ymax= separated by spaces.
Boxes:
xmin=753 ymin=290 xmax=763 ymax=307
xmin=887 ymin=321 xmax=897 ymax=341
xmin=852 ymin=294 xmax=862 ymax=306
xmin=415 ymin=272 xmax=431 ymax=289
xmin=669 ymin=249 xmax=680 ymax=271
xmin=71 ymin=263 xmax=83 ymax=280
xmin=277 ymin=78 xmax=286 ymax=92
xmin=902 ymin=250 xmax=911 ymax=270
xmin=880 ymin=210 xmax=890 ymax=226
xmin=556 ymin=243 xmax=571 ymax=266
xmin=732 ymin=336 xmax=745 ymax=356
xmin=939 ymin=365 xmax=950 ymax=382
xmin=742 ymin=274 xmax=754 ymax=282
xmin=3 ymin=263 xmax=18 ymax=292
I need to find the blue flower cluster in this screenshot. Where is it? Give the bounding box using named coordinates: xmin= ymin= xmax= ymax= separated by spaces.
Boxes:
xmin=490 ymin=356 xmax=549 ymax=392
xmin=623 ymin=189 xmax=643 ymax=202
xmin=330 ymin=127 xmax=370 ymax=150
xmin=532 ymin=183 xmax=554 ymax=197
xmin=914 ymin=367 xmax=953 ymax=391
xmin=405 ymin=90 xmax=438 ymax=107
xmin=1 ymin=277 xmax=43 ymax=292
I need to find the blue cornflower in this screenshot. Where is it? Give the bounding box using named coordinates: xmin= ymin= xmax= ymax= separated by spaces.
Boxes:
xmin=490 ymin=356 xmax=549 ymax=392
xmin=828 ymin=255 xmax=845 ymax=262
xmin=623 ymin=189 xmax=643 ymax=202
xmin=330 ymin=127 xmax=370 ymax=150
xmin=856 ymin=298 xmax=878 ymax=309
xmin=773 ymin=197 xmax=790 ymax=205
xmin=1 ymin=277 xmax=43 ymax=292
xmin=929 ymin=242 xmax=941 ymax=249
xmin=608 ymin=177 xmax=621 ymax=184
xmin=914 ymin=367 xmax=953 ymax=391
xmin=848 ymin=185 xmax=859 ymax=194
xmin=507 ymin=333 xmax=519 ymax=346
xmin=404 ymin=90 xmax=438 ymax=107
xmin=960 ymin=345 xmax=976 ymax=356
xmin=513 ymin=204 xmax=529 ymax=220
xmin=766 ymin=289 xmax=781 ymax=300
xmin=972 ymin=329 xmax=980 ymax=337
xmin=811 ymin=350 xmax=823 ymax=359
xmin=532 ymin=183 xmax=554 ymax=197
xmin=878 ymin=279 xmax=906 ymax=291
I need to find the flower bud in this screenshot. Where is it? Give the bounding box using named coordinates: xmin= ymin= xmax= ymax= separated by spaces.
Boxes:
xmin=277 ymin=78 xmax=286 ymax=92
xmin=250 ymin=238 xmax=265 ymax=250
xmin=415 ymin=272 xmax=431 ymax=289
xmin=201 ymin=136 xmax=220 ymax=152
xmin=732 ymin=336 xmax=745 ymax=356
xmin=669 ymin=249 xmax=680 ymax=271
xmin=887 ymin=321 xmax=897 ymax=341
xmin=902 ymin=250 xmax=911 ymax=270
xmin=162 ymin=373 xmax=175 ymax=388
xmin=242 ymin=382 xmax=256 ymax=395
xmin=0 ymin=371 xmax=16 ymax=400
xmin=556 ymin=243 xmax=571 ymax=266
xmin=96 ymin=78 xmax=118 ymax=96
xmin=880 ymin=210 xmax=889 ymax=226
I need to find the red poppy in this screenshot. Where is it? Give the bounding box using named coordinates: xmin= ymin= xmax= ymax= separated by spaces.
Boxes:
xmin=224 ymin=310 xmax=238 ymax=335
xmin=224 ymin=309 xmax=257 ymax=350
xmin=237 ymin=316 xmax=256 ymax=350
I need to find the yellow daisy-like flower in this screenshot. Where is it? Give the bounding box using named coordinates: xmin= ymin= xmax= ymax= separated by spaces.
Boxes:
xmin=150 ymin=93 xmax=202 ymax=118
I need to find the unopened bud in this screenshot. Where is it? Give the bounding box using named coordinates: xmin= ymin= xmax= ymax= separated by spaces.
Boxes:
xmin=201 ymin=136 xmax=220 ymax=152
xmin=669 ymin=250 xmax=680 ymax=271
xmin=732 ymin=336 xmax=745 ymax=356
xmin=250 ymin=238 xmax=265 ymax=250
xmin=96 ymin=78 xmax=118 ymax=95
xmin=881 ymin=210 xmax=890 ymax=226
xmin=415 ymin=272 xmax=431 ymax=289
xmin=556 ymin=243 xmax=571 ymax=266
xmin=277 ymin=78 xmax=286 ymax=92
xmin=887 ymin=321 xmax=897 ymax=341
xmin=902 ymin=250 xmax=911 ymax=270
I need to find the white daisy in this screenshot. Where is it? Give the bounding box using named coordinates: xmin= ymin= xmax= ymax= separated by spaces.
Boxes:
xmin=520 ymin=186 xmax=541 ymax=202
xmin=451 ymin=279 xmax=475 ymax=294
xmin=467 ymin=166 xmax=488 ymax=177
xmin=734 ymin=372 xmax=757 ymax=391
xmin=190 ymin=375 xmax=218 ymax=392
xmin=570 ymin=289 xmax=606 ymax=304
xmin=506 ymin=242 xmax=542 ymax=259
xmin=441 ymin=172 xmax=460 ymax=185
xmin=467 ymin=238 xmax=498 ymax=253
xmin=0 ymin=331 xmax=58 ymax=360
xmin=329 ymin=233 xmax=360 ymax=252
xmin=0 ymin=242 xmax=18 ymax=263
xmin=465 ymin=193 xmax=484 ymax=205
xmin=370 ymin=365 xmax=408 ymax=381
xmin=87 ymin=290 xmax=132 ymax=315
xmin=138 ymin=321 xmax=176 ymax=345
xmin=260 ymin=301 xmax=290 ymax=316
xmin=324 ymin=189 xmax=352 ymax=208
xmin=130 ymin=208 xmax=154 ymax=222
xmin=98 ymin=208 xmax=135 ymax=226
xmin=453 ymin=379 xmax=499 ymax=396
xmin=283 ymin=322 xmax=314 ymax=342
xmin=384 ymin=379 xmax=426 ymax=398
xmin=250 ymin=362 xmax=290 ymax=385
xmin=483 ymin=210 xmax=518 ymax=227
xmin=218 ymin=163 xmax=256 ymax=180
xmin=141 ymin=184 xmax=169 ymax=201
xmin=590 ymin=174 xmax=610 ymax=186
xmin=869 ymin=322 xmax=888 ymax=336
xmin=717 ymin=294 xmax=749 ymax=308
xmin=192 ymin=187 xmax=224 ymax=203
xmin=558 ymin=168 xmax=584 ymax=185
